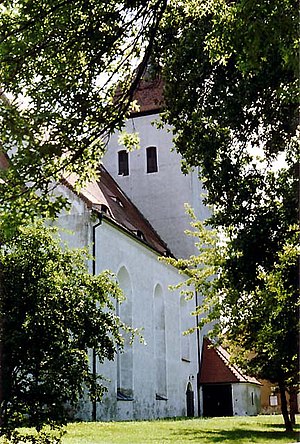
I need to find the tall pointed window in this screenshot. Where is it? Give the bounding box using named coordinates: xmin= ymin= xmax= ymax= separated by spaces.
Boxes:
xmin=117 ymin=267 xmax=133 ymax=400
xmin=118 ymin=150 xmax=129 ymax=176
xmin=154 ymin=284 xmax=167 ymax=400
xmin=146 ymin=146 xmax=158 ymax=173
xmin=180 ymin=296 xmax=191 ymax=362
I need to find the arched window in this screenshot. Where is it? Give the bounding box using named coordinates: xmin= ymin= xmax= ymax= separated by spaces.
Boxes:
xmin=146 ymin=146 xmax=158 ymax=173
xmin=154 ymin=284 xmax=167 ymax=400
xmin=117 ymin=266 xmax=133 ymax=400
xmin=118 ymin=150 xmax=129 ymax=176
xmin=180 ymin=295 xmax=191 ymax=362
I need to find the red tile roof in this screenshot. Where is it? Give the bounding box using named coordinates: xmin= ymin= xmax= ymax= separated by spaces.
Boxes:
xmin=63 ymin=165 xmax=171 ymax=256
xmin=0 ymin=151 xmax=10 ymax=170
xmin=132 ymin=77 xmax=164 ymax=115
xmin=199 ymin=338 xmax=261 ymax=385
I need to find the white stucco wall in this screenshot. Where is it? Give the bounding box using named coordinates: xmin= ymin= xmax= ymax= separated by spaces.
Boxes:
xmin=55 ymin=185 xmax=199 ymax=421
xmin=103 ymin=113 xmax=210 ymax=259
xmin=198 ymin=383 xmax=261 ymax=417
xmin=94 ymin=220 xmax=198 ymax=420
xmin=232 ymin=383 xmax=261 ymax=416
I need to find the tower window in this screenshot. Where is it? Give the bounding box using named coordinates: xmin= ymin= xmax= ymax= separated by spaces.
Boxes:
xmin=146 ymin=146 xmax=158 ymax=173
xmin=118 ymin=150 xmax=129 ymax=176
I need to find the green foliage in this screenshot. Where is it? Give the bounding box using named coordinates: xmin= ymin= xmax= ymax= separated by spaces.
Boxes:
xmin=158 ymin=1 xmax=298 ymax=431
xmin=222 ymin=227 xmax=299 ymax=386
xmin=118 ymin=130 xmax=140 ymax=152
xmin=234 ymin=229 xmax=299 ymax=386
xmin=0 ymin=222 xmax=131 ymax=435
xmin=164 ymin=212 xmax=299 ymax=429
xmin=2 ymin=428 xmax=65 ymax=444
xmin=163 ymin=205 xmax=223 ymax=334
xmin=0 ymin=0 xmax=168 ymax=232
xmin=158 ymin=0 xmax=298 ymax=226
xmin=158 ymin=0 xmax=299 ymax=389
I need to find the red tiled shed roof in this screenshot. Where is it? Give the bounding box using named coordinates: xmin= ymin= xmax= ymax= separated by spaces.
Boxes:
xmin=199 ymin=338 xmax=261 ymax=385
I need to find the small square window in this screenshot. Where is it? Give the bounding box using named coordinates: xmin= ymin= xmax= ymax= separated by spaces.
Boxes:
xmin=146 ymin=146 xmax=158 ymax=173
xmin=118 ymin=150 xmax=129 ymax=176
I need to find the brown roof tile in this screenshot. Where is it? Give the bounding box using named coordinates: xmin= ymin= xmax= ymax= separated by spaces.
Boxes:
xmin=132 ymin=77 xmax=164 ymax=115
xmin=63 ymin=165 xmax=172 ymax=256
xmin=199 ymin=338 xmax=261 ymax=385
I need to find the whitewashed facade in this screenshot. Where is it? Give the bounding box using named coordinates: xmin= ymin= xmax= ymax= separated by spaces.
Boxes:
xmin=55 ymin=78 xmax=261 ymax=420
xmin=103 ymin=113 xmax=210 ymax=259
xmin=57 ymin=179 xmax=199 ymax=421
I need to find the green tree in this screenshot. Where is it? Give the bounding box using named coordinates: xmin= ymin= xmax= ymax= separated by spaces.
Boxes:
xmin=157 ymin=0 xmax=298 ymax=228
xmin=0 ymin=222 xmax=131 ymax=438
xmin=0 ymin=0 xmax=298 ymax=434
xmin=0 ymin=5 xmax=166 ymax=434
xmin=157 ymin=0 xmax=299 ymax=432
xmin=0 ymin=0 xmax=167 ymax=230
xmin=166 ymin=212 xmax=299 ymax=432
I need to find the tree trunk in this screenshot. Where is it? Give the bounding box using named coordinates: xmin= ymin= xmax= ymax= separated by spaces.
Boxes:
xmin=289 ymin=386 xmax=298 ymax=426
xmin=0 ymin=264 xmax=3 ymax=430
xmin=278 ymin=380 xmax=293 ymax=432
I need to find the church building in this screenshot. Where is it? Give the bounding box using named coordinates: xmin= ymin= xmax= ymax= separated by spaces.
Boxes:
xmin=56 ymin=76 xmax=261 ymax=420
xmin=58 ymin=164 xmax=199 ymax=421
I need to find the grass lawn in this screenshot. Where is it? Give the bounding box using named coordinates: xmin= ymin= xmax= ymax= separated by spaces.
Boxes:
xmin=61 ymin=415 xmax=300 ymax=444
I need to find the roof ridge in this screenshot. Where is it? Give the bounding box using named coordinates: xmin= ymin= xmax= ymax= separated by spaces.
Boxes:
xmin=215 ymin=345 xmax=248 ymax=382
xmin=202 ymin=338 xmax=261 ymax=385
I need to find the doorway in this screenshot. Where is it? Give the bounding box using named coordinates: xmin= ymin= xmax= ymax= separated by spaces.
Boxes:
xmin=186 ymin=382 xmax=194 ymax=417
xmin=202 ymin=384 xmax=233 ymax=417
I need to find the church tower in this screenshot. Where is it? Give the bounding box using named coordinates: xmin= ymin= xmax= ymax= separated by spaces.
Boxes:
xmin=103 ymin=77 xmax=210 ymax=259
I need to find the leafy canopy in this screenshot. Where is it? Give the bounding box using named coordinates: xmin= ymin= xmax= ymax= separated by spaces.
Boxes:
xmin=158 ymin=0 xmax=299 ymax=338
xmin=158 ymin=0 xmax=299 ymax=430
xmin=0 ymin=222 xmax=133 ymax=434
xmin=164 ymin=211 xmax=299 ymax=432
xmin=0 ymin=0 xmax=167 ymax=231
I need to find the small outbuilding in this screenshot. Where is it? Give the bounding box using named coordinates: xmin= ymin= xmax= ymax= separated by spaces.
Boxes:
xmin=199 ymin=338 xmax=261 ymax=416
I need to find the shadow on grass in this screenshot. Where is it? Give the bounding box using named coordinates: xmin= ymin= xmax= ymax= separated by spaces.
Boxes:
xmin=172 ymin=427 xmax=300 ymax=443
xmin=265 ymin=422 xmax=300 ymax=431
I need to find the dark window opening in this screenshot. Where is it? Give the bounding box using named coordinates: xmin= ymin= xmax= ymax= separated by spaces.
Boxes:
xmin=146 ymin=146 xmax=158 ymax=173
xmin=118 ymin=150 xmax=129 ymax=176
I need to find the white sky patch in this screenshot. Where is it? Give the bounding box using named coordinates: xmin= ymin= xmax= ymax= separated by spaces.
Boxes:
xmin=272 ymin=151 xmax=288 ymax=172
xmin=245 ymin=140 xmax=288 ymax=172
